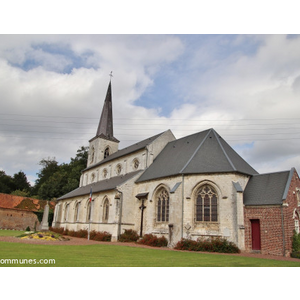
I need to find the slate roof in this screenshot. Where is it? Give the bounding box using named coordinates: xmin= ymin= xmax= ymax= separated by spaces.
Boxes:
xmin=58 ymin=171 xmax=142 ymax=200
xmin=136 ymin=128 xmax=258 ymax=182
xmin=93 ymin=80 xmax=119 ymax=143
xmin=243 ymin=169 xmax=294 ymax=206
xmin=84 ymin=131 xmax=169 ymax=171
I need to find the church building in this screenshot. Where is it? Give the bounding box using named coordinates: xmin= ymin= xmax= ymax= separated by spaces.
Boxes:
xmin=52 ymin=80 xmax=300 ymax=256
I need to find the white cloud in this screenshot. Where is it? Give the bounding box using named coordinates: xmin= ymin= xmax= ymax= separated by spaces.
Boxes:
xmin=0 ymin=34 xmax=300 ymax=185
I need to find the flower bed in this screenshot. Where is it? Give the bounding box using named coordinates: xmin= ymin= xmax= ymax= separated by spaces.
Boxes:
xmin=18 ymin=231 xmax=69 ymax=241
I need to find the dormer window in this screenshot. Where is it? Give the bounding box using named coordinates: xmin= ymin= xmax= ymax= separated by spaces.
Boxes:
xmin=104 ymin=147 xmax=110 ymax=159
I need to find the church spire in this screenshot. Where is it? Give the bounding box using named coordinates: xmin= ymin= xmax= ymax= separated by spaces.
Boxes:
xmin=96 ymin=78 xmax=119 ymax=142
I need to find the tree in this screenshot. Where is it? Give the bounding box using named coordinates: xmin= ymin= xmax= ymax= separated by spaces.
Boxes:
xmin=0 ymin=170 xmax=15 ymax=194
xmin=32 ymin=157 xmax=59 ymax=196
xmin=13 ymin=171 xmax=31 ymax=192
xmin=34 ymin=147 xmax=88 ymax=200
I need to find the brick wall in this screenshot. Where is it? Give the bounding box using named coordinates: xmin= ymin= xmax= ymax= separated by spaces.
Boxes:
xmin=0 ymin=208 xmax=40 ymax=230
xmin=244 ymin=169 xmax=300 ymax=256
xmin=244 ymin=205 xmax=283 ymax=256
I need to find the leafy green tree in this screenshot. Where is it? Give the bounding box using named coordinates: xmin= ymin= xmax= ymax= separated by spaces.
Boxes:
xmin=34 ymin=147 xmax=88 ymax=200
xmin=0 ymin=170 xmax=16 ymax=194
xmin=32 ymin=157 xmax=59 ymax=196
xmin=13 ymin=171 xmax=31 ymax=193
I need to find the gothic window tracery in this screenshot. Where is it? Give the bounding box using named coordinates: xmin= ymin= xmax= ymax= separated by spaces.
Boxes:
xmin=156 ymin=188 xmax=169 ymax=222
xmin=195 ymin=185 xmax=218 ymax=222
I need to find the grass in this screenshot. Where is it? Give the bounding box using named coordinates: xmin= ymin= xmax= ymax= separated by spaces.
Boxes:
xmin=0 ymin=242 xmax=300 ymax=267
xmin=1 ymin=230 xmax=300 ymax=267
xmin=0 ymin=230 xmax=25 ymax=237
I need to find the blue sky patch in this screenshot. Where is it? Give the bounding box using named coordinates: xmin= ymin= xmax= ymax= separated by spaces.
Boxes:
xmin=9 ymin=42 xmax=95 ymax=74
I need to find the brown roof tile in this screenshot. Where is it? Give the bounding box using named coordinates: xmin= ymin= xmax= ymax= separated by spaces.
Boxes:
xmin=0 ymin=193 xmax=55 ymax=211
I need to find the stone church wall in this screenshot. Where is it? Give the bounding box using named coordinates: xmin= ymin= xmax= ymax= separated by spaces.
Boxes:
xmin=134 ymin=172 xmax=250 ymax=249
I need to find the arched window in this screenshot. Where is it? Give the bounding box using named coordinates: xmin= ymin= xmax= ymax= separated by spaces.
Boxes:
xmin=64 ymin=203 xmax=69 ymax=222
xmin=195 ymin=185 xmax=218 ymax=222
xmin=74 ymin=202 xmax=81 ymax=222
xmin=103 ymin=198 xmax=109 ymax=222
xmin=87 ymin=201 xmax=92 ymax=222
xmin=104 ymin=147 xmax=110 ymax=159
xmin=156 ymin=188 xmax=169 ymax=222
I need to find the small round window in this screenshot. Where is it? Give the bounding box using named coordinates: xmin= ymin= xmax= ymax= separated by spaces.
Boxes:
xmin=103 ymin=168 xmax=108 ymax=178
xmin=133 ymin=159 xmax=139 ymax=170
xmin=116 ymin=164 xmax=122 ymax=175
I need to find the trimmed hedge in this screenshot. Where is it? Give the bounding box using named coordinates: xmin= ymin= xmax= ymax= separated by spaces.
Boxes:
xmin=119 ymin=229 xmax=139 ymax=242
xmin=174 ymin=237 xmax=240 ymax=253
xmin=137 ymin=234 xmax=168 ymax=247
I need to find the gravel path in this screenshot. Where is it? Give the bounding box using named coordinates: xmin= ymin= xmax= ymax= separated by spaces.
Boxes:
xmin=1 ymin=235 xmax=299 ymax=262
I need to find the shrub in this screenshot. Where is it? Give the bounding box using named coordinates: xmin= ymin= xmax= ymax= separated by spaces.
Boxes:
xmin=292 ymin=230 xmax=300 ymax=252
xmin=25 ymin=226 xmax=30 ymax=231
xmin=76 ymin=229 xmax=88 ymax=238
xmin=174 ymin=237 xmax=240 ymax=253
xmin=291 ymin=251 xmax=300 ymax=259
xmin=137 ymin=234 xmax=168 ymax=247
xmin=90 ymin=230 xmax=112 ymax=242
xmin=119 ymin=229 xmax=139 ymax=242
xmin=291 ymin=230 xmax=300 ymax=259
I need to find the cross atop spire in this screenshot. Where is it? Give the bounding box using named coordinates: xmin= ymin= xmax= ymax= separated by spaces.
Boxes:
xmin=95 ymin=79 xmax=119 ymax=143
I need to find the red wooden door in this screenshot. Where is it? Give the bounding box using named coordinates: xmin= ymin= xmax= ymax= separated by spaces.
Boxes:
xmin=251 ymin=219 xmax=261 ymax=250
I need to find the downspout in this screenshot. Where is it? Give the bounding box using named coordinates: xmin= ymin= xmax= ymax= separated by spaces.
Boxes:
xmin=281 ymin=204 xmax=286 ymax=257
xmin=116 ymin=188 xmax=123 ymax=240
xmin=181 ymin=174 xmax=184 ymax=239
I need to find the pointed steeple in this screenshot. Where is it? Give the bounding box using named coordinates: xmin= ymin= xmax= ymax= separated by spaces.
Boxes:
xmin=96 ymin=80 xmax=119 ymax=143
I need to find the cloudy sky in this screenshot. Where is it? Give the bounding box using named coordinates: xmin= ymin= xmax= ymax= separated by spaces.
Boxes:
xmin=1 ymin=34 xmax=300 ymax=185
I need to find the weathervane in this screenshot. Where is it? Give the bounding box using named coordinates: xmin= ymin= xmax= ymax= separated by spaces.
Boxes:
xmin=109 ymin=71 xmax=113 ymax=79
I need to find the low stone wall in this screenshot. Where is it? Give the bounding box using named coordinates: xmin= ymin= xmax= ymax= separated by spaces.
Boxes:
xmin=0 ymin=208 xmax=40 ymax=230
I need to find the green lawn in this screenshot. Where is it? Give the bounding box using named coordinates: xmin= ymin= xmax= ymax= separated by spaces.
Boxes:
xmin=1 ymin=241 xmax=300 ymax=267
xmin=0 ymin=230 xmax=25 ymax=237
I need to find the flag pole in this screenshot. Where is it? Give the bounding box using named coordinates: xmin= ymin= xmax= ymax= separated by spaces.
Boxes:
xmin=88 ymin=188 xmax=92 ymax=240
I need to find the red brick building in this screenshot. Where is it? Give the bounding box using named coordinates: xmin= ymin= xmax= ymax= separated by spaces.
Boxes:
xmin=244 ymin=168 xmax=300 ymax=256
xmin=0 ymin=193 xmax=55 ymax=230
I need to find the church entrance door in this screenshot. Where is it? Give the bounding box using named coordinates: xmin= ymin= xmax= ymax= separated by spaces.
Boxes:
xmin=251 ymin=219 xmax=261 ymax=251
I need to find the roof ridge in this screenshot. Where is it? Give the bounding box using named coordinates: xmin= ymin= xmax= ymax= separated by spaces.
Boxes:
xmin=212 ymin=129 xmax=237 ymax=171
xmin=179 ymin=129 xmax=212 ymax=173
